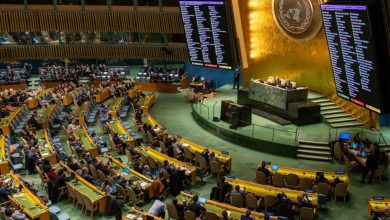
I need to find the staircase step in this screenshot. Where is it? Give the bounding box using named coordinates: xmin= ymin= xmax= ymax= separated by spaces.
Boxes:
xmin=318 ymin=102 xmax=335 ymax=107
xmin=297 ymin=149 xmax=331 ymax=156
xmin=327 ymin=117 xmax=356 ymax=124
xmin=321 ymin=105 xmax=340 ymax=111
xmin=299 ymin=140 xmax=329 ymax=146
xmin=310 ymin=98 xmax=330 ymax=103
xmin=297 ymin=154 xmax=332 ymax=161
xmin=298 ymin=144 xmax=330 ymax=151
xmin=321 ymin=109 xmax=345 ymax=115
xmin=323 ymin=113 xmax=350 ymax=119
xmin=331 ymin=121 xmax=363 ymax=128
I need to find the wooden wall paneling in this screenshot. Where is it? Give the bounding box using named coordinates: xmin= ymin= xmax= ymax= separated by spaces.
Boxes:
xmin=0 ymin=13 xmax=5 ymax=31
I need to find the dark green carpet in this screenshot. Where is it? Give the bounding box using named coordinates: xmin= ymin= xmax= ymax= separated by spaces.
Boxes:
xmin=21 ymin=91 xmax=389 ymax=220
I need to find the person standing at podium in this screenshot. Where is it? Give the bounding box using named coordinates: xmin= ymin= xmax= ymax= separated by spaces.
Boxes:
xmin=233 ymin=69 xmax=240 ymax=90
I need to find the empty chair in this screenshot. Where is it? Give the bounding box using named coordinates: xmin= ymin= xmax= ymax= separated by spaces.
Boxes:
xmin=125 ymin=149 xmax=134 ymax=165
xmin=286 ymin=173 xmax=300 ymax=189
xmin=256 ymin=171 xmax=267 ymax=185
xmin=300 ymin=178 xmax=313 ymax=191
xmin=166 ymin=203 xmax=179 ymax=220
xmin=245 ymin=193 xmax=258 ymax=210
xmin=74 ymin=190 xmax=85 ymax=211
xmin=230 ymin=193 xmax=244 ymax=208
xmin=210 ymin=161 xmax=222 ymax=179
xmin=89 ymin=164 xmax=98 ymax=179
xmin=205 ymin=211 xmax=219 ymax=220
xmin=127 ymin=186 xmax=143 ymax=206
xmin=115 ymin=184 xmax=127 ymax=199
xmin=66 ymin=183 xmax=76 ymax=205
xmin=334 ymin=183 xmax=348 ymax=202
xmin=147 ymin=156 xmax=158 ymax=171
xmin=272 ymin=173 xmax=284 ymax=187
xmin=373 ymin=165 xmax=386 ymax=183
xmin=264 ymin=195 xmax=277 ymax=213
xmin=184 ymin=210 xmax=197 ymax=220
xmin=300 ymin=207 xmax=314 ymax=220
xmin=82 ymin=194 xmax=99 ymax=218
xmin=333 ymin=143 xmax=342 ymax=161
xmin=96 ymin=169 xmax=106 ymax=183
xmin=183 ymin=146 xmax=194 ymax=162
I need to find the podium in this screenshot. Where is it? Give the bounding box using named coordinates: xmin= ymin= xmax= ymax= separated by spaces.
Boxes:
xmin=220 ymin=100 xmax=251 ymax=128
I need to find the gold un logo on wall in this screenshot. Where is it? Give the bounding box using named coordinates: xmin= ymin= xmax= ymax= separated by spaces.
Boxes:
xmin=272 ymin=0 xmax=323 ymax=41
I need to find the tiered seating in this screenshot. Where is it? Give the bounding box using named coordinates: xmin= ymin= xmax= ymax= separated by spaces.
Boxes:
xmin=62 ymin=163 xmax=106 ymax=218
xmin=77 ymin=100 xmax=99 ymax=125
xmin=136 ymin=145 xmax=197 ymax=183
xmin=72 ymin=125 xmax=100 ymax=157
xmin=107 ymin=118 xmax=137 ymax=147
xmin=4 ymin=135 xmax=24 ymax=171
xmin=135 ymin=66 xmax=183 ymax=83
xmin=109 ymin=97 xmax=130 ymax=118
xmin=63 ymin=87 xmax=85 ymax=106
xmin=27 ymin=88 xmax=53 ymax=109
xmin=0 ymin=136 xmax=10 ymax=174
xmin=8 ymin=171 xmax=50 ymax=220
xmin=39 ymin=104 xmax=65 ymax=129
xmin=0 ymin=106 xmax=29 ymax=135
xmin=95 ymin=88 xmax=111 ymax=103
xmin=98 ymin=154 xmax=154 ymax=198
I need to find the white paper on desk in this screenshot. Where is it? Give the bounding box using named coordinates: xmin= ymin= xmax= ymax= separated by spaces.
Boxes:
xmin=42 ymin=153 xmax=50 ymax=156
xmin=126 ymin=214 xmax=136 ymax=219
xmin=14 ymin=193 xmax=25 ymax=197
xmin=182 ymin=144 xmax=189 ymax=147
xmin=140 ymin=182 xmax=148 ymax=187
xmin=226 ymin=211 xmax=231 ymax=216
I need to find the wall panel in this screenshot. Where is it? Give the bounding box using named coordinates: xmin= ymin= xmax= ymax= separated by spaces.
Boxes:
xmin=0 ymin=44 xmax=188 ymax=61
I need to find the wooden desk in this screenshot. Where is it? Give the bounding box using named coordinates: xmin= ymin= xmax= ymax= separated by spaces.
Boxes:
xmin=136 ymin=146 xmax=197 ymax=183
xmin=0 ymin=107 xmax=23 ymax=135
xmin=123 ymin=207 xmax=162 ymax=220
xmin=39 ymin=104 xmax=58 ymax=129
xmin=36 ymin=130 xmax=57 ymax=165
xmin=62 ymin=163 xmax=106 ymax=213
xmin=141 ymin=94 xmax=156 ymax=114
xmin=109 ymin=97 xmax=124 ymax=118
xmin=73 ymin=126 xmax=99 ymax=157
xmin=368 ymin=197 xmax=390 ymax=219
xmin=77 ymin=101 xmax=92 ymax=124
xmin=225 ymin=177 xmax=318 ymax=206
xmin=27 ymin=88 xmax=53 ymax=109
xmin=178 ymin=138 xmax=232 ymax=171
xmin=95 ymin=88 xmax=110 ymax=103
xmin=142 ymin=113 xmax=231 ymax=170
xmin=9 ymin=172 xmax=50 ymax=220
xmin=107 ymin=119 xmax=136 ymax=147
xmin=260 ymin=162 xmax=349 ymax=185
xmin=62 ymin=87 xmax=83 ymax=106
xmin=142 ymin=114 xmax=169 ymax=141
xmin=134 ymin=82 xmax=179 ymax=93
xmin=177 ymin=192 xmax=265 ymax=220
xmin=0 ymin=136 xmax=10 ymax=174
xmin=128 ymin=86 xmax=141 ymax=99
xmin=99 ymin=154 xmax=154 ymax=198
xmin=348 ymin=148 xmax=367 ymax=167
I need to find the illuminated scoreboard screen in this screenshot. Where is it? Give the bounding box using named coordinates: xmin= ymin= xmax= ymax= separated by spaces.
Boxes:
xmin=179 ymin=0 xmax=238 ymax=70
xmin=321 ymin=3 xmax=384 ymax=113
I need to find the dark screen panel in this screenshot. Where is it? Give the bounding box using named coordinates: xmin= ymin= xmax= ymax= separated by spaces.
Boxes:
xmin=321 ymin=3 xmax=383 ymax=113
xmin=179 ymin=0 xmax=237 ymax=70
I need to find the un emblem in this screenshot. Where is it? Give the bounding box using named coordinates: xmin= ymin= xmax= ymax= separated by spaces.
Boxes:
xmin=272 ymin=0 xmax=323 ymax=41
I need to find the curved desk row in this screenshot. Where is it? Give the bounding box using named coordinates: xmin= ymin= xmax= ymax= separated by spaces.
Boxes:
xmin=98 ymin=154 xmax=154 ymax=198
xmin=0 ymin=136 xmax=10 ymax=174
xmin=95 ymin=88 xmax=111 ymax=103
xmin=260 ymin=162 xmax=349 ymax=185
xmin=73 ymin=125 xmax=99 ymax=158
xmin=61 ymin=163 xmax=107 ymax=213
xmin=9 ymin=171 xmax=50 ymax=220
xmin=109 ymin=97 xmax=125 ymax=118
xmin=107 ymin=119 xmax=136 ymax=147
xmin=27 ymin=88 xmax=53 ymax=109
xmin=0 ymin=107 xmax=25 ymax=135
xmin=62 ymin=87 xmax=84 ymax=106
xmin=177 ymin=191 xmax=265 ymax=220
xmin=136 ymin=146 xmax=197 ymax=183
xmin=142 ymin=112 xmax=232 ymax=171
xmin=35 ymin=129 xmax=57 ymax=165
xmin=368 ymin=197 xmax=390 ymax=219
xmin=225 ymin=177 xmax=319 ymax=207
